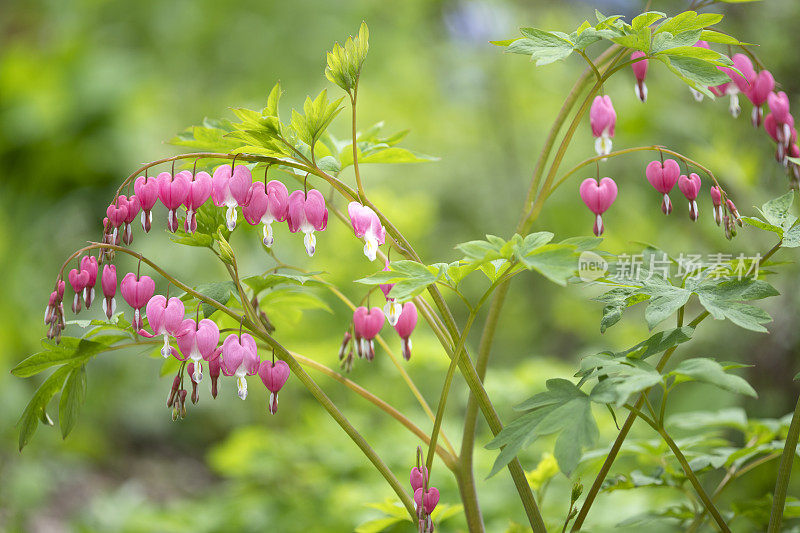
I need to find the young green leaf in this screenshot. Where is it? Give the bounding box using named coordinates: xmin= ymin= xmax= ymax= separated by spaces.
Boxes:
xmin=325 ymin=22 xmax=369 ymax=93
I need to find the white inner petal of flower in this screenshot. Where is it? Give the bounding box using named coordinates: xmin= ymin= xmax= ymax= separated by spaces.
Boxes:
xmin=363 ymin=235 xmax=379 ymax=261
xmin=262 ymin=223 xmax=274 ymax=247
xmin=161 ymin=334 xmax=171 ymax=358
xmin=226 ymin=206 xmax=237 ymax=231
xmin=304 ymin=231 xmax=316 ymax=257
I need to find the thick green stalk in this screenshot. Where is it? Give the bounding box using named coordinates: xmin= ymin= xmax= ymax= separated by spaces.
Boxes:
xmin=767 ymin=393 xmax=800 ymax=532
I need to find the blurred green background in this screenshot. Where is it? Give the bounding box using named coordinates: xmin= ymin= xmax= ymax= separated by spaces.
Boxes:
xmin=3 ymin=0 xmax=800 ymax=531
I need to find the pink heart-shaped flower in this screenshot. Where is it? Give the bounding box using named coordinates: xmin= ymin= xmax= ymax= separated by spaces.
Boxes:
xmin=258 ymin=359 xmax=291 ymax=393
xmin=579 ymin=177 xmax=617 ymax=215
xmin=645 ymin=159 xmax=680 ymax=194
xmin=678 ymin=173 xmax=702 ymax=201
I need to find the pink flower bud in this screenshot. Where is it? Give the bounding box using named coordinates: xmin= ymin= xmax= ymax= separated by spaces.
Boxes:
xmin=101 ymin=264 xmax=117 ymax=319
xmin=630 ymin=51 xmax=648 ymax=102
xmin=209 ymin=355 xmax=222 ymax=399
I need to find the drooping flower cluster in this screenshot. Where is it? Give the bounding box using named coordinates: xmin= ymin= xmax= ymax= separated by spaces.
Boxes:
xmin=120 ymin=162 xmax=329 ymax=256
xmin=630 ymin=42 xmax=799 ymax=187
xmin=340 ymin=297 xmax=418 ymax=370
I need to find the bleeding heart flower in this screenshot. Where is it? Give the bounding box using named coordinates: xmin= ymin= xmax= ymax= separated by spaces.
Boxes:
xmin=645 ymin=159 xmax=681 ymax=214
xmin=579 ymin=177 xmax=617 ymax=236
xmin=730 ymin=53 xmax=756 ymax=95
xmin=101 ymin=264 xmax=117 ymax=320
xmin=414 ymin=486 xmax=440 ymax=515
xmin=158 ymin=171 xmax=191 ymax=233
xmin=590 ymin=95 xmax=616 ymax=156
xmin=678 ymin=173 xmax=702 ymax=221
xmin=747 ymin=69 xmax=775 ymax=127
xmin=118 ymin=195 xmax=140 ymax=245
xmin=287 ymin=189 xmax=328 ymax=256
xmin=212 ymin=163 xmax=253 ymax=231
xmin=176 ymin=318 xmax=221 ymax=383
xmin=348 ymin=202 xmax=386 ymax=261
xmin=142 ymin=295 xmax=186 ymax=357
xmin=710 ymin=186 xmax=724 ymax=225
xmin=183 ymin=171 xmax=212 ymax=234
xmin=631 ymin=51 xmax=648 ymax=102
xmin=353 ymin=306 xmax=385 ymax=361
xmin=120 ymin=272 xmax=155 ymax=329
xmin=134 ymin=175 xmax=160 ymax=232
xmin=68 ymin=268 xmax=90 ymax=314
xmin=80 ymin=255 xmax=98 ymax=309
xmin=106 ymin=201 xmax=128 ymax=245
xmin=258 ymin=359 xmax=291 ymax=414
xmin=243 ymin=180 xmax=289 ymax=247
xmin=410 ymin=466 xmax=428 ymax=492
xmin=221 ymin=333 xmax=260 ymax=399
xmin=393 ymin=302 xmax=418 ymax=361
xmin=209 ymin=356 xmax=222 ymax=399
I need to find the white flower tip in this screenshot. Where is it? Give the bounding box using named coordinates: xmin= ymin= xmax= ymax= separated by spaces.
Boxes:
xmin=304 ymin=232 xmax=316 ymax=257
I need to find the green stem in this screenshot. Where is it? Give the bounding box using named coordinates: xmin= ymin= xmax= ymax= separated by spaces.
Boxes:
xmin=625 ymin=404 xmax=730 ymax=532
xmin=767 ymin=393 xmax=800 ymax=533
xmin=289 ymin=350 xmax=457 ymax=470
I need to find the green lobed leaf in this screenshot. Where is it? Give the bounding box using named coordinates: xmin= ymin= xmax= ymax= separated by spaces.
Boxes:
xmin=515 ymin=28 xmax=575 ymax=65
xmin=669 ymin=358 xmax=757 ymax=397
xmin=487 ymin=379 xmax=598 ymax=476
xmin=356 ymin=260 xmax=441 ymax=301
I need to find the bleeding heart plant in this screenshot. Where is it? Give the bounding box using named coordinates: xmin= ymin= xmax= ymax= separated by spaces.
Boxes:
xmin=16 ymin=10 xmax=800 ymax=533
